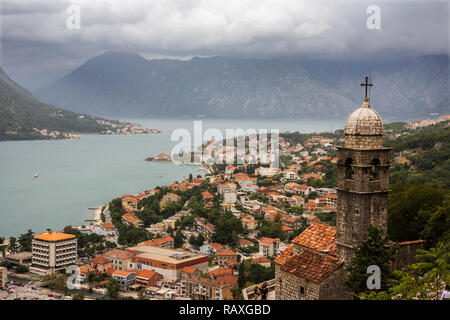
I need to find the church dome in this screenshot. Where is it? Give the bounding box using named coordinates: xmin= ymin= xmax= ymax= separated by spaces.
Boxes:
xmin=344 ymin=98 xmax=383 ymax=136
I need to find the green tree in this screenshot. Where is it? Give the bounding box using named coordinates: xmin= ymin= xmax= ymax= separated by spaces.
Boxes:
xmin=388 ymin=182 xmax=446 ymax=242
xmin=422 ymin=197 xmax=450 ymax=248
xmin=174 ymin=230 xmax=185 ymax=248
xmin=106 ymin=279 xmax=120 ymax=298
xmin=360 ymin=242 xmax=450 ymax=300
xmin=344 ymin=225 xmax=398 ymax=296
xmin=8 ymin=237 xmax=19 ymax=253
xmin=18 ymin=229 xmax=34 ymax=252
xmin=15 ymin=264 xmax=29 ymax=273
xmin=390 ymin=242 xmax=450 ymax=300
xmin=238 ymin=262 xmax=246 ymax=289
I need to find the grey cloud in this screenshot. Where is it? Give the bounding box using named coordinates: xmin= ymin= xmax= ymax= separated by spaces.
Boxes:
xmin=0 ymin=0 xmax=448 ymax=91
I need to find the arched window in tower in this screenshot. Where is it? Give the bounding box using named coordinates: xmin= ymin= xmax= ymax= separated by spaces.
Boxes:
xmin=344 ymin=158 xmax=354 ymax=180
xmin=370 ymin=158 xmax=381 ymax=181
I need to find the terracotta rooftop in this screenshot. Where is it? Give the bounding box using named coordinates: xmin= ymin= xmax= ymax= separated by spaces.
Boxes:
xmin=112 ymin=269 xmax=136 ymax=277
xmin=102 ymin=222 xmax=116 ymax=229
xmin=137 ymin=269 xmax=160 ymax=280
xmin=210 ymin=243 xmax=224 ymax=251
xmin=259 ymin=237 xmax=280 ymax=246
xmin=217 ymin=250 xmax=237 ymax=256
xmin=291 ymin=222 xmax=336 ymax=255
xmin=276 ymin=247 xmax=342 ymax=284
xmin=252 ymin=256 xmax=271 ymax=264
xmin=90 ymin=256 xmax=112 ymax=265
xmin=34 ymin=232 xmax=75 ymax=242
xmin=142 ymin=236 xmax=174 ymax=246
xmin=209 ymin=268 xmax=234 ymax=278
xmin=103 ymin=249 xmax=133 ymax=260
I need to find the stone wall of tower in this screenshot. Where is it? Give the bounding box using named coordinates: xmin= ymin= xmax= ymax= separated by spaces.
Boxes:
xmin=345 ymin=134 xmax=383 ymax=149
xmin=336 ymin=147 xmax=391 ymax=265
xmin=274 ymin=264 xmax=352 ymax=300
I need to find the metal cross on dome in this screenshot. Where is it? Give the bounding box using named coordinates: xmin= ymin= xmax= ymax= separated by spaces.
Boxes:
xmin=361 ymin=76 xmax=373 ymax=99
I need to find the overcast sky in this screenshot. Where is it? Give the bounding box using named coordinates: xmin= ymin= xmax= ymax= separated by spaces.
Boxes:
xmin=0 ymin=0 xmax=448 ymax=91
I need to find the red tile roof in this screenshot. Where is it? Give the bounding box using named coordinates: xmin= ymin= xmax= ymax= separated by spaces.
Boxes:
xmin=291 ymin=222 xmax=336 ymax=255
xmin=90 ymin=256 xmax=112 ymax=265
xmin=252 ymin=256 xmax=271 ymax=264
xmin=209 ymin=268 xmax=233 ymax=278
xmin=137 ymin=269 xmax=160 ymax=280
xmin=276 ymin=247 xmax=342 ymax=284
xmin=142 ymin=236 xmax=174 ymax=246
xmin=103 ymin=222 xmax=116 ymax=229
xmin=210 ymin=243 xmax=224 ymax=251
xmin=217 ymin=250 xmax=237 ymax=256
xmin=259 ymin=237 xmax=280 ymax=246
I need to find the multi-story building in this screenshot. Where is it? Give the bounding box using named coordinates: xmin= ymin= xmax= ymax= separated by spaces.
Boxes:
xmin=111 ymin=270 xmax=136 ymax=290
xmin=181 ymin=274 xmax=237 ymax=300
xmin=259 ymin=237 xmax=280 ymax=257
xmin=103 ymin=249 xmax=133 ymax=271
xmin=126 ymin=245 xmax=208 ymax=282
xmin=216 ymin=250 xmax=238 ymax=267
xmin=140 ymin=236 xmax=174 ymax=249
xmin=30 ymin=232 xmax=77 ymax=275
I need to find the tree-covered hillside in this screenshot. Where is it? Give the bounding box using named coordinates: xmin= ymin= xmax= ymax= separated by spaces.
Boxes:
xmin=0 ymin=66 xmax=119 ymax=140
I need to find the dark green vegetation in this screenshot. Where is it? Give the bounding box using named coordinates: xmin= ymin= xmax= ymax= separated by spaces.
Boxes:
xmin=384 ymin=122 xmax=450 ymax=248
xmin=108 ymin=198 xmax=151 ymax=246
xmin=238 ymin=259 xmax=275 ymax=289
xmin=0 ymin=66 xmax=120 ymax=141
xmin=344 ymin=226 xmax=398 ymax=296
xmin=359 ymin=242 xmax=450 ymax=300
xmin=386 ymin=121 xmax=450 ymax=188
xmin=63 ymin=226 xmax=116 ymax=257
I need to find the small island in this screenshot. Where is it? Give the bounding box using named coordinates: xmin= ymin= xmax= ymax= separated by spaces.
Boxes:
xmin=145 ymin=153 xmax=172 ymax=162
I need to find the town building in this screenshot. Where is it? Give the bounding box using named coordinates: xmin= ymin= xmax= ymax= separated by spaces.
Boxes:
xmin=135 ymin=269 xmax=163 ymax=287
xmin=140 ymin=236 xmax=174 ymax=249
xmin=216 ymin=250 xmax=238 ymax=267
xmin=159 ymin=193 xmax=181 ymax=210
xmin=101 ymin=222 xmax=118 ymax=237
xmin=121 ymin=211 xmax=143 ymax=228
xmin=200 ymin=242 xmax=224 ymax=256
xmin=127 ymin=244 xmax=208 ymax=282
xmin=195 ymin=217 xmax=216 ymax=240
xmin=259 ymin=237 xmax=280 ymax=257
xmin=111 ymin=270 xmax=136 ymax=290
xmin=89 ymin=256 xmax=112 ymax=274
xmin=30 ymin=231 xmax=77 ymax=275
xmin=181 ymin=274 xmax=237 ymax=300
xmin=103 ymin=249 xmax=133 ymax=271
xmin=5 ymin=252 xmax=32 ymax=266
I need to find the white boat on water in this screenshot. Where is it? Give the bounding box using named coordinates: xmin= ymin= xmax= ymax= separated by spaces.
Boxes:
xmin=33 ymin=173 xmax=39 ymax=178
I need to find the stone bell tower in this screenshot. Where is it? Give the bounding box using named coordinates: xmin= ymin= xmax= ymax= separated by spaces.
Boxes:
xmin=336 ymin=77 xmax=391 ymax=266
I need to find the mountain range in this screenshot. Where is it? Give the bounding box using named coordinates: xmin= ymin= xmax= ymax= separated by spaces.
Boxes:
xmin=0 ymin=66 xmax=120 ymax=140
xmin=35 ymin=52 xmax=450 ymax=121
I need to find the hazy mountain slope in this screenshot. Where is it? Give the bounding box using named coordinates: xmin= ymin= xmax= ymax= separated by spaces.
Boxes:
xmin=0 ymin=66 xmax=117 ymax=138
xmin=36 ymin=52 xmax=450 ymax=120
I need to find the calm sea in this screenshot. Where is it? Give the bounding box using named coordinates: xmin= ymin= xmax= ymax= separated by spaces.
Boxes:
xmin=0 ymin=118 xmax=343 ymax=237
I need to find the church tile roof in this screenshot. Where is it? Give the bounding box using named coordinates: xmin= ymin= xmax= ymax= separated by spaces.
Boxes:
xmin=291 ymin=222 xmax=336 ymax=255
xmin=277 ymin=247 xmax=342 ymax=284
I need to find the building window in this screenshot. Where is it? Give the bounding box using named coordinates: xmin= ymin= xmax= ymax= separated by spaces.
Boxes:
xmin=299 ymin=285 xmax=305 ymax=296
xmin=370 ymin=158 xmax=381 ymax=181
xmin=344 ymin=158 xmax=354 ymax=180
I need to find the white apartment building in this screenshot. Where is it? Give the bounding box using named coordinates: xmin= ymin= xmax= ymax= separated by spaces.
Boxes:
xmin=30 ymin=232 xmax=78 ymax=275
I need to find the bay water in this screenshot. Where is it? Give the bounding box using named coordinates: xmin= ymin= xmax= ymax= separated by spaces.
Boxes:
xmin=0 ymin=118 xmax=343 ymax=237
